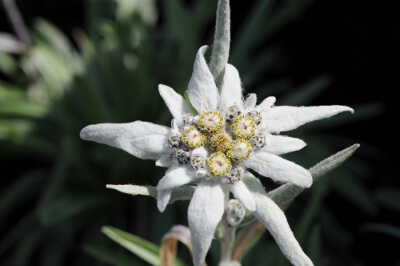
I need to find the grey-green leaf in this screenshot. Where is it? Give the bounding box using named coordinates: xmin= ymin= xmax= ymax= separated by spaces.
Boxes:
xmin=268 ymin=144 xmax=360 ymax=207
xmin=106 ymin=184 xmax=195 ymax=203
xmin=209 ymin=0 xmax=231 ymax=87
xmin=102 ymin=226 xmax=160 ymax=266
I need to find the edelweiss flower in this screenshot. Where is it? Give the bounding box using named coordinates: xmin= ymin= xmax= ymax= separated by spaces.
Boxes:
xmin=80 ymin=46 xmax=353 ymax=266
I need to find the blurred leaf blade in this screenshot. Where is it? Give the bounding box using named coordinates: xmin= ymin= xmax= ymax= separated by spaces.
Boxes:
xmin=102 ymin=226 xmax=160 ymax=266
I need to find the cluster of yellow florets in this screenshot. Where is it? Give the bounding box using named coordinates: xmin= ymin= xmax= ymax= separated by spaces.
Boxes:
xmin=198 ymin=111 xmax=225 ymax=133
xmin=207 ymin=151 xmax=232 ymax=177
xmin=173 ymin=107 xmax=264 ymax=179
xmin=181 ymin=126 xmax=206 ymax=148
xmin=209 ymin=132 xmax=233 ymax=152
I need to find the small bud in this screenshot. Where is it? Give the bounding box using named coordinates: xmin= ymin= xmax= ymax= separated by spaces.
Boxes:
xmin=171 ymin=148 xmax=190 ymax=165
xmin=247 ymin=110 xmax=262 ymax=126
xmin=250 ymin=133 xmax=267 ymax=150
xmin=168 ymin=134 xmax=182 ymax=148
xmin=182 ymin=114 xmax=200 ymax=127
xmin=225 ymin=105 xmax=242 ymax=122
xmin=226 ymin=167 xmax=243 ymax=184
xmin=226 ymin=199 xmax=246 ymax=226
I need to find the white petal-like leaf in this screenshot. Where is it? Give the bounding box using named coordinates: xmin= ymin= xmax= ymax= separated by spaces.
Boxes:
xmin=266 ymin=105 xmax=354 ymax=133
xmin=228 ymin=180 xmax=256 ymax=212
xmin=130 ymin=135 xmax=169 ymax=158
xmin=159 ymin=84 xmax=193 ymax=126
xmin=262 ymin=135 xmax=306 ymax=155
xmin=188 ymin=180 xmax=225 ymax=266
xmin=157 ymin=166 xmax=199 ymax=191
xmin=255 ymin=96 xmax=276 ymax=119
xmin=244 ymin=152 xmax=312 ymax=188
xmin=157 ymin=189 xmax=172 ymax=212
xmin=219 ymin=64 xmax=244 ymax=111
xmin=244 ymin=93 xmax=257 ymax=110
xmin=106 ymin=184 xmax=195 ymax=203
xmin=187 ymin=46 xmax=219 ymax=113
xmin=155 ymin=154 xmax=172 ymax=168
xmin=243 ymin=174 xmax=314 ymax=266
xmin=80 ymin=121 xmax=170 ymax=160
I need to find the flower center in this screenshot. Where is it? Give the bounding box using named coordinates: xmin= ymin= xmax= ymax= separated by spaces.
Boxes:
xmin=227 ymin=139 xmax=252 ymax=162
xmin=209 ymin=131 xmax=233 ymax=152
xmin=207 ymin=151 xmax=232 ymax=177
xmin=232 ymin=115 xmax=256 ymax=139
xmin=198 ymin=111 xmax=224 ymax=133
xmin=181 ymin=126 xmax=206 ymax=148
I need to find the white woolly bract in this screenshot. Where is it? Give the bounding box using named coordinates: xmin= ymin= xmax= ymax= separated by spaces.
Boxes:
xmin=228 ymin=180 xmax=256 ymax=212
xmin=188 ymin=180 xmax=225 ymax=266
xmin=155 ymin=154 xmax=172 ymax=168
xmin=80 ymin=121 xmax=170 ymax=160
xmin=262 ymin=135 xmax=306 ymax=155
xmin=157 ymin=166 xmax=199 ymax=191
xmin=244 ymin=152 xmax=312 ymax=188
xmin=187 ymin=46 xmax=219 ymax=112
xmin=266 ymin=105 xmax=354 ymax=133
xmin=244 ymin=93 xmax=257 ymax=110
xmin=157 ymin=189 xmax=172 ymax=212
xmin=219 ymin=64 xmax=244 ymax=111
xmin=159 ymin=84 xmax=193 ymax=125
xmin=244 ymin=174 xmax=314 ymax=266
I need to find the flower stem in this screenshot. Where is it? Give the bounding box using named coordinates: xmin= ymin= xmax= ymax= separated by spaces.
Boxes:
xmin=220 ymin=214 xmax=237 ymax=263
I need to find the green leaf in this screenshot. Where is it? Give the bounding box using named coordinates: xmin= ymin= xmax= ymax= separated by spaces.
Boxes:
xmin=330 ymin=174 xmax=377 ymax=215
xmin=280 ymin=75 xmax=331 ymax=105
xmin=0 ymin=98 xmax=48 ymax=118
xmin=0 ymin=170 xmax=45 ymax=219
xmin=39 ymin=194 xmax=109 ymax=225
xmin=0 ymin=211 xmax=35 ymax=256
xmin=115 ymin=0 xmax=158 ymax=25
xmin=33 ymin=19 xmax=73 ymax=55
xmin=307 ymin=226 xmax=321 ymax=263
xmin=0 ymin=80 xmax=22 ymax=99
xmin=0 ymin=51 xmax=17 ymax=74
xmin=84 ymin=244 xmax=140 ymax=266
xmin=360 ymin=223 xmax=400 ymax=239
xmin=295 ymin=182 xmax=325 ymax=244
xmin=374 ymin=187 xmax=400 ymax=212
xmin=102 ymin=226 xmax=160 ymax=266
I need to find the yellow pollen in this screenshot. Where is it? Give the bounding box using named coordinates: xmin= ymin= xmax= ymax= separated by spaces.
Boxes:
xmin=207 ymin=151 xmax=232 ymax=177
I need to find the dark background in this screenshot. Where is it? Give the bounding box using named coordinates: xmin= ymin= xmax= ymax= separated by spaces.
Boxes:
xmin=1 ymin=0 xmax=399 ymax=265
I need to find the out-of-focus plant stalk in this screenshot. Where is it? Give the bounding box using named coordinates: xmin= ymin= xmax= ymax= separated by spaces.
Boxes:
xmin=1 ymin=0 xmax=31 ymax=47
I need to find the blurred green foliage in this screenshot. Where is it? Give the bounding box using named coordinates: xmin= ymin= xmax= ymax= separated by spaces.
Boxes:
xmin=0 ymin=0 xmax=393 ymax=265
